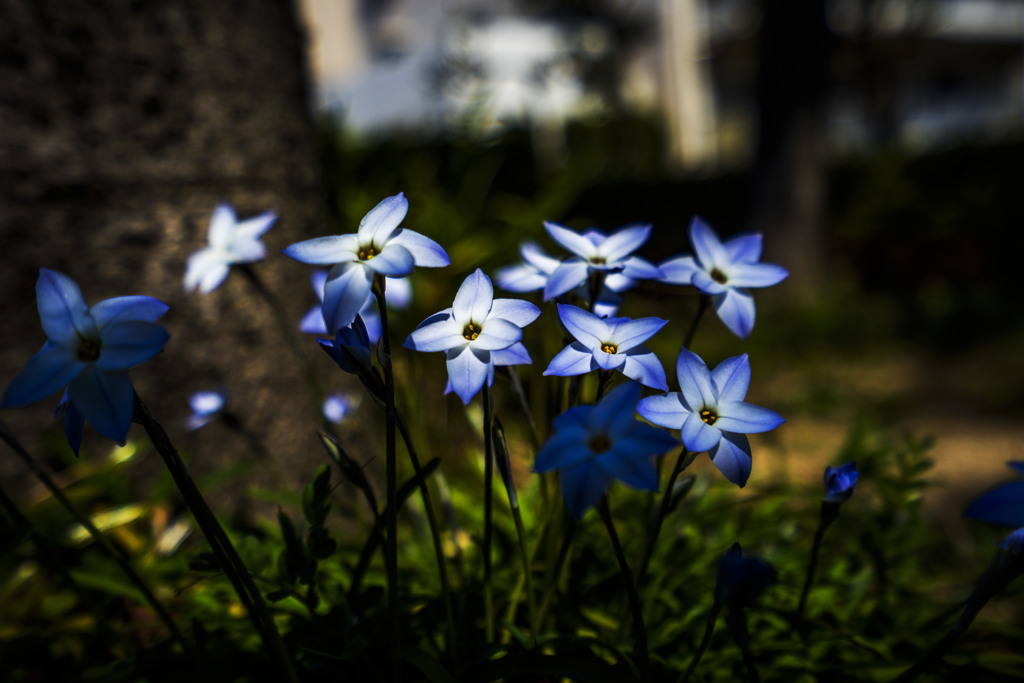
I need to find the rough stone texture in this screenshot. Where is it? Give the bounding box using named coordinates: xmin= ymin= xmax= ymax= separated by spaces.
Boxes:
xmin=0 ymin=0 xmax=353 ymax=509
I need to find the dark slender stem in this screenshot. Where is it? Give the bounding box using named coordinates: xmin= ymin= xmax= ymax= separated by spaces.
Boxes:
xmin=371 ymin=277 xmax=401 ymax=679
xmin=680 ymin=598 xmax=721 ymax=683
xmin=684 ymin=295 xmax=710 ymax=350
xmin=594 ymin=369 xmax=612 ymax=402
xmin=793 ymin=503 xmax=837 ymax=628
xmin=536 ymin=514 xmax=576 ymax=629
xmin=132 ymin=395 xmax=298 ymax=683
xmin=598 ymin=497 xmax=650 ymax=682
xmin=482 ymin=382 xmax=495 ymax=642
xmin=0 ymin=420 xmax=190 ymax=656
xmin=637 ymin=449 xmax=694 ymax=585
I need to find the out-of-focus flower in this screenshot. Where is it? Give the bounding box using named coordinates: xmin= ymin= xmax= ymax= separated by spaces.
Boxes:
xmin=404 ymin=269 xmax=539 ymax=405
xmin=1002 ymin=527 xmax=1024 ymax=555
xmin=541 ymin=222 xmax=662 ymax=301
xmin=186 ymin=390 xmax=227 ymax=431
xmin=299 ymin=270 xmax=412 ymax=343
xmin=3 ymin=269 xmax=169 ymax=453
xmin=659 ymin=216 xmax=788 ymax=339
xmin=716 ymin=543 xmax=776 ymax=609
xmin=637 ymin=349 xmax=784 ymax=487
xmin=533 ymin=382 xmax=677 ymax=517
xmin=184 ymin=203 xmax=277 ymax=294
xmin=543 ymin=304 xmax=668 ymax=390
xmin=965 ymin=462 xmax=1024 ymax=527
xmin=284 ymin=193 xmax=448 ymax=334
xmin=322 ymin=394 xmax=352 ymax=423
xmin=824 ymin=461 xmax=859 ymax=503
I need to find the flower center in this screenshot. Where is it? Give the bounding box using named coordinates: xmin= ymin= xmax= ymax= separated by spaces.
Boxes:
xmin=590 ymin=256 xmax=606 ymax=265
xmin=588 ymin=434 xmax=611 ymax=453
xmin=699 ymin=408 xmax=718 ymax=425
xmin=357 ymin=246 xmax=377 ymax=261
xmin=601 ymin=343 xmax=618 ymax=354
xmin=462 ymin=323 xmax=481 ymax=341
xmin=710 ymin=268 xmax=728 ymax=284
xmin=77 ymin=337 xmax=102 ymax=363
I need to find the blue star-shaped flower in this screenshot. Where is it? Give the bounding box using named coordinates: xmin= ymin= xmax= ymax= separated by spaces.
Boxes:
xmin=541 ymin=222 xmax=662 ymax=301
xmin=404 ymin=269 xmax=540 ymax=405
xmin=823 ymin=461 xmax=859 ymax=503
xmin=3 ymin=269 xmax=170 ymax=453
xmin=659 ymin=216 xmax=788 ymax=339
xmin=184 ymin=203 xmax=277 ymax=294
xmin=299 ymin=269 xmax=412 ymax=343
xmin=543 ymin=304 xmax=668 ymax=390
xmin=284 ymin=193 xmax=449 ymax=334
xmin=534 ymin=382 xmax=677 ymax=517
xmin=637 ymin=349 xmax=784 ymax=487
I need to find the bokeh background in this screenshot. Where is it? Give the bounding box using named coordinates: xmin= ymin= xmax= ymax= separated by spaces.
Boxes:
xmin=2 ymin=0 xmax=1023 ymax=537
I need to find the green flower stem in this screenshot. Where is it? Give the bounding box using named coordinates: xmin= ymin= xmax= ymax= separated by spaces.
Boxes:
xmin=793 ymin=502 xmax=839 ymax=629
xmin=0 ymin=420 xmax=191 ymax=658
xmin=131 ymin=395 xmax=298 ymax=683
xmin=598 ymin=497 xmax=650 ymax=682
xmin=482 ymin=382 xmax=496 ymax=643
xmin=684 ymin=294 xmax=710 ymax=350
xmin=394 ymin=410 xmax=459 ymax=669
xmin=371 ymin=277 xmax=401 ymax=678
xmin=636 ymin=448 xmax=696 ymax=586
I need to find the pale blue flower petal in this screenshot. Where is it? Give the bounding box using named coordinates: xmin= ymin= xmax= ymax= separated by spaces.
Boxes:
xmin=544 ymin=343 xmax=596 ymax=377
xmin=452 ymin=269 xmax=494 ymax=324
xmin=234 ymin=211 xmax=278 ymax=242
xmin=599 ymin=224 xmax=651 ymax=262
xmin=521 ymin=241 xmax=562 ymax=271
xmin=2 ymin=342 xmax=84 ymax=408
xmin=714 ymin=288 xmax=756 ymax=339
xmin=709 ymin=431 xmax=752 ymax=487
xmin=636 ymin=393 xmax=687 ymax=429
xmin=196 ymin=260 xmax=231 ymax=295
xmin=207 ymin=203 xmax=237 ymax=247
xmin=496 ymin=263 xmax=548 ymax=292
xmin=446 ymin=345 xmax=491 ymax=405
xmin=544 ymin=221 xmax=596 ymax=259
xmin=91 ymin=296 xmax=169 ymax=327
xmin=560 ymin=463 xmax=611 ymax=518
xmin=658 ymin=255 xmax=700 ymax=285
xmin=472 ymin=317 xmax=522 ymax=351
xmin=602 ymin=274 xmax=634 ymax=294
xmin=726 ymin=262 xmax=789 ymax=288
xmin=715 ymin=401 xmax=785 ymax=434
xmin=322 ymin=263 xmax=373 ymax=333
xmin=384 ymin=276 xmax=413 ymax=309
xmin=363 ymin=243 xmax=414 ymax=276
xmin=689 ymin=216 xmax=728 ymax=269
xmin=621 ymin=348 xmax=668 ymax=391
xmin=184 ymin=250 xmax=225 ymax=293
xmin=724 ymin=233 xmax=762 ymax=263
xmin=404 ymin=316 xmax=464 ymax=352
xmin=608 ymin=317 xmax=667 ymax=352
xmin=544 ymin=260 xmax=590 ymax=300
xmin=676 ymin=348 xmax=717 ymax=411
xmin=37 ymin=269 xmax=94 ymax=346
xmin=358 ymin=192 xmax=408 ymax=245
xmin=489 ymin=298 xmax=541 ymax=327
xmin=619 ymin=256 xmax=663 ymax=280
xmin=68 ymin=367 xmax=134 ymax=444
xmin=592 ymin=347 xmax=625 ymax=371
xmin=283 ymin=235 xmax=359 ymax=265
xmin=492 ymin=342 xmax=532 ymax=366
xmin=557 ymin=304 xmax=606 ymax=348
xmin=388 ymin=228 xmax=450 ymax=268
xmin=299 ymin=305 xmax=328 ymax=334
xmin=691 ymin=270 xmax=729 ymax=295
xmin=711 ymin=354 xmax=751 ymax=403
xmin=95 ymin=322 xmax=170 ymax=370
xmin=358 ymin=310 xmax=383 ymax=345
xmin=680 ymin=411 xmax=723 ymax=453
